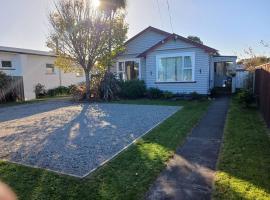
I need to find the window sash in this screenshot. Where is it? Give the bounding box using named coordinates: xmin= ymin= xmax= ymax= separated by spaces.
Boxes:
xmin=46 ymin=64 xmax=55 ymax=74
xmin=1 ymin=61 xmax=12 ymax=68
xmin=157 ymin=54 xmax=194 ymax=82
xmin=117 ymin=60 xmax=140 ymax=81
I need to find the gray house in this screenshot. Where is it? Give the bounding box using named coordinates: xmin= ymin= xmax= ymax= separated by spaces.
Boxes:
xmin=112 ymin=26 xmax=237 ymax=95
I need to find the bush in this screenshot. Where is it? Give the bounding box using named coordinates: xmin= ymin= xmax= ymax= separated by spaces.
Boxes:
xmin=0 ymin=71 xmax=11 ymax=102
xmin=146 ymin=87 xmax=163 ymax=99
xmin=163 ymin=91 xmax=174 ymax=99
xmin=237 ymin=89 xmax=254 ymax=107
xmin=34 ymin=83 xmax=46 ymax=98
xmin=100 ymin=72 xmax=120 ymax=101
xmin=47 ymin=86 xmax=70 ymax=97
xmin=70 ymin=83 xmax=86 ymax=101
xmin=190 ymin=91 xmax=202 ymax=100
xmin=119 ymin=80 xmax=146 ymax=99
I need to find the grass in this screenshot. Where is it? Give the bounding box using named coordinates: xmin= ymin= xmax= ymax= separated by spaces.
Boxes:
xmin=213 ymin=98 xmax=270 ymax=200
xmin=0 ymin=99 xmax=209 ymax=200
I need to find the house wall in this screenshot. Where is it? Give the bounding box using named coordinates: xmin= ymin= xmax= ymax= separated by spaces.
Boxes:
xmin=124 ymin=30 xmax=168 ymax=56
xmin=0 ymin=52 xmax=84 ymax=100
xmin=145 ymin=39 xmax=211 ymax=94
xmin=112 ymin=29 xmax=168 ymax=81
xmin=0 ymin=52 xmax=22 ymax=76
xmin=22 ymin=55 xmax=84 ymax=100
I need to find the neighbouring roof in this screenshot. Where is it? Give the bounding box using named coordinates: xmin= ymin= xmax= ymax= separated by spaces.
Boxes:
xmin=0 ymin=46 xmax=56 ymax=57
xmin=137 ymin=32 xmax=218 ymax=58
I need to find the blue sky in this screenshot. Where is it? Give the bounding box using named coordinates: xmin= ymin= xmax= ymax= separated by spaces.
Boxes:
xmin=0 ymin=0 xmax=269 ymax=58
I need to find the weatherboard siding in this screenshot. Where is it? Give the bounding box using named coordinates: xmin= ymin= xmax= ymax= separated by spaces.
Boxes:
xmin=145 ymin=39 xmax=210 ymax=94
xmin=124 ymin=30 xmax=167 ymax=55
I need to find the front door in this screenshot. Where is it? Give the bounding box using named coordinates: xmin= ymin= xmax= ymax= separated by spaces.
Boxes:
xmin=117 ymin=59 xmax=140 ymax=81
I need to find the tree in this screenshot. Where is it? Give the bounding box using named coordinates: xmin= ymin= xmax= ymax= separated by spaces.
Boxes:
xmin=99 ymin=0 xmax=127 ymax=70
xmin=238 ymin=47 xmax=270 ymax=71
xmin=187 ymin=35 xmax=203 ymax=44
xmin=47 ymin=0 xmax=126 ymax=100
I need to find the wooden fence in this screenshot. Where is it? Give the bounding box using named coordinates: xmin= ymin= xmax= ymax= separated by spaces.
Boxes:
xmin=255 ymin=63 xmax=270 ymax=127
xmin=0 ymin=76 xmax=24 ymax=102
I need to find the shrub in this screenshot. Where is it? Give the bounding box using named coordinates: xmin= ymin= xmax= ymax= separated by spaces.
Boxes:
xmin=47 ymin=86 xmax=70 ymax=97
xmin=237 ymin=89 xmax=254 ymax=107
xmin=119 ymin=80 xmax=146 ymax=99
xmin=34 ymin=83 xmax=46 ymax=98
xmin=163 ymin=91 xmax=174 ymax=99
xmin=100 ymin=72 xmax=120 ymax=101
xmin=0 ymin=71 xmax=11 ymax=102
xmin=190 ymin=91 xmax=201 ymax=100
xmin=146 ymin=87 xmax=163 ymax=99
xmin=70 ymin=83 xmax=86 ymax=101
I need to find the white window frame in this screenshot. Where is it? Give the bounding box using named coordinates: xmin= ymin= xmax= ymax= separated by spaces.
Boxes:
xmin=0 ymin=60 xmax=13 ymax=69
xmin=45 ymin=63 xmax=55 ymax=75
xmin=156 ymin=52 xmax=195 ymax=82
xmin=116 ymin=58 xmax=141 ymax=80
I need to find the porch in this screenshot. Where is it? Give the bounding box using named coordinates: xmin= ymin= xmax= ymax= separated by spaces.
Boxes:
xmin=210 ymin=56 xmax=237 ymax=94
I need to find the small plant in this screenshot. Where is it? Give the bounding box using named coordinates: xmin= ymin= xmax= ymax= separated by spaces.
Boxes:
xmin=47 ymin=86 xmax=70 ymax=97
xmin=146 ymin=87 xmax=163 ymax=99
xmin=70 ymin=83 xmax=86 ymax=101
xmin=190 ymin=91 xmax=201 ymax=100
xmin=163 ymin=91 xmax=174 ymax=99
xmin=119 ymin=80 xmax=146 ymax=99
xmin=34 ymin=83 xmax=46 ymax=98
xmin=100 ymin=72 xmax=120 ymax=101
xmin=237 ymin=89 xmax=254 ymax=107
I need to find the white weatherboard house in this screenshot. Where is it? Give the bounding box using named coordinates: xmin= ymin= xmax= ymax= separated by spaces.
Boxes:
xmin=113 ymin=26 xmax=237 ymax=95
xmin=0 ymin=46 xmax=84 ymax=100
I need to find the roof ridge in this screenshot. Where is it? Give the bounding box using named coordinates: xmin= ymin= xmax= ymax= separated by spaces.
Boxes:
xmin=137 ymin=33 xmax=218 ymax=57
xmin=125 ymin=26 xmax=171 ymax=45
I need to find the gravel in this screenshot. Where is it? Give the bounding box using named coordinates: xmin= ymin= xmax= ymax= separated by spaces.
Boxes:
xmin=0 ymin=101 xmax=181 ymax=177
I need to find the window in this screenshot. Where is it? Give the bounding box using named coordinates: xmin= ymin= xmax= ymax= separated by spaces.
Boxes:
xmin=46 ymin=64 xmax=55 ymax=74
xmin=157 ymin=53 xmax=194 ymax=82
xmin=117 ymin=60 xmax=139 ymax=81
xmin=1 ymin=61 xmax=12 ymax=68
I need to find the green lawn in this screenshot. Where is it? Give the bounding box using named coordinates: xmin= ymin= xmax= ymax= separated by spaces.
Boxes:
xmin=213 ymin=98 xmax=270 ymax=200
xmin=0 ymin=99 xmax=209 ymax=200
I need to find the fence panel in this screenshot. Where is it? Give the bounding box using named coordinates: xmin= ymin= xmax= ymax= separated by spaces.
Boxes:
xmin=255 ymin=64 xmax=270 ymax=127
xmin=0 ymin=76 xmax=24 ymax=102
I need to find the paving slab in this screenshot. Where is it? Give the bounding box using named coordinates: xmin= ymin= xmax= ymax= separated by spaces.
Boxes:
xmin=0 ymin=101 xmax=180 ymax=177
xmin=146 ymin=97 xmax=229 ymax=200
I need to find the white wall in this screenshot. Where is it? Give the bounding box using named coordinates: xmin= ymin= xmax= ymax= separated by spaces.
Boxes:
xmin=0 ymin=52 xmax=22 ymax=76
xmin=0 ymin=52 xmax=85 ymax=100
xmin=146 ymin=40 xmax=210 ymax=95
xmin=22 ymin=55 xmax=84 ymax=100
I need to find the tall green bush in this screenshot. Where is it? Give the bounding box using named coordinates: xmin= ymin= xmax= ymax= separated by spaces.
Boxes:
xmin=119 ymin=80 xmax=146 ymax=99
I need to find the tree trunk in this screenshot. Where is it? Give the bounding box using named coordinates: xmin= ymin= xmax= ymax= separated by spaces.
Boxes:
xmin=107 ymin=13 xmax=112 ymax=72
xmin=85 ymin=70 xmax=91 ymax=100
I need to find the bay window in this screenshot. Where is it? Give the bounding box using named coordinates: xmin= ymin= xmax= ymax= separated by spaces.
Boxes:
xmin=156 ymin=53 xmax=195 ymax=82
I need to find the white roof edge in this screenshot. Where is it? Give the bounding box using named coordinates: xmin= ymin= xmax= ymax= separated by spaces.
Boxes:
xmin=0 ymin=46 xmax=56 ymax=57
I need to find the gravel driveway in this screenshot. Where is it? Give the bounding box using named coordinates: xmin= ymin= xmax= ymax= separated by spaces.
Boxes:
xmin=0 ymin=100 xmax=180 ymax=177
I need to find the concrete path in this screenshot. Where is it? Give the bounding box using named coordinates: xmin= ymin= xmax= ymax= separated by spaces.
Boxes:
xmin=146 ymin=97 xmax=229 ymax=200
